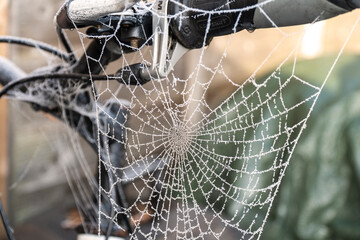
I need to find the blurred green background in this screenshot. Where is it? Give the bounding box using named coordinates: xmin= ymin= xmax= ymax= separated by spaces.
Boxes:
xmin=193 ymin=54 xmax=360 ymax=240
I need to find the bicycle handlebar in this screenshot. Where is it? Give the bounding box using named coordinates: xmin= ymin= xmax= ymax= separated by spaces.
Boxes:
xmin=56 ymin=0 xmax=360 ymax=53
xmin=54 ymin=0 xmax=360 ymax=84
xmin=169 ymin=0 xmax=359 ymax=49
xmin=0 ymin=57 xmax=26 ymax=86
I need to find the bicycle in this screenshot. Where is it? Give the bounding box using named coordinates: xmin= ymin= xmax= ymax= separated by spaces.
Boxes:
xmin=1 ymin=0 xmax=360 ymax=239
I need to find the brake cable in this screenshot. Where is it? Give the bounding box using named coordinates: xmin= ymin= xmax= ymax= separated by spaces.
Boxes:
xmin=0 ymin=36 xmax=73 ymax=63
xmin=0 ymin=199 xmax=14 ymax=240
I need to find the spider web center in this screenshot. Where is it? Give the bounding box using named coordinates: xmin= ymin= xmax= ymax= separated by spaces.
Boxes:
xmin=168 ymin=122 xmax=193 ymax=158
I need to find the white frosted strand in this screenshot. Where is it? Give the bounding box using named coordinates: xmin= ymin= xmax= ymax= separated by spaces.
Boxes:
xmin=183 ymin=32 xmax=234 ymax=126
xmin=198 ymin=90 xmax=318 ymax=136
xmin=168 ymin=0 xmax=276 ymax=15
xmin=189 ymin=134 xmax=300 ymax=176
xmin=191 ymin=43 xmax=299 ymax=132
xmin=182 ymin=147 xmax=262 ymax=236
xmin=109 ymin=86 xmax=175 ymax=135
xmin=179 ymin=152 xmax=223 ymax=239
xmin=62 ymin=165 xmax=95 ymax=234
xmin=291 ymin=75 xmax=321 ymax=90
xmin=64 ymin=125 xmax=99 ymax=190
xmin=128 ymin=145 xmax=174 ymax=234
xmin=94 ymin=102 xmax=102 ymax=236
xmin=195 ymin=117 xmax=307 ymax=146
xmin=8 ymin=147 xmax=39 ymax=190
xmin=59 ymin=133 xmax=101 ymax=228
xmin=183 ymin=12 xmax=213 ymax=125
xmin=56 ymin=93 xmax=102 ymax=210
xmin=186 ymin=144 xmax=280 ymax=205
xmin=257 ymin=6 xmax=288 ymax=36
xmin=162 ymin=157 xmax=182 ymax=239
xmin=104 ymin=85 xmax=171 ymax=135
xmin=153 ymin=78 xmax=178 ymax=127
xmin=57 ymin=132 xmax=99 ymax=205
xmin=255 ymin=14 xmax=360 ymax=240
xmin=145 ymin=147 xmax=179 ymax=239
xmin=71 ymin=27 xmax=105 ymax=236
xmin=178 ymin=152 xmax=201 ymax=240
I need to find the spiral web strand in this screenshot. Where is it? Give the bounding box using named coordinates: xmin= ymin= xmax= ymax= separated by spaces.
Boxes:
xmin=6 ymin=1 xmax=359 ymax=239
xmin=67 ymin=2 xmax=358 ymax=240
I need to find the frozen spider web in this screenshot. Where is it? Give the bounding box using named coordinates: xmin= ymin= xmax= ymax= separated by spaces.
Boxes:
xmin=68 ymin=1 xmax=358 ymax=240
xmin=7 ymin=0 xmax=359 ymax=239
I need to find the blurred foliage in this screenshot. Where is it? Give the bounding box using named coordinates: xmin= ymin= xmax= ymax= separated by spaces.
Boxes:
xmin=188 ymin=54 xmax=360 ymax=239
xmin=261 ymin=55 xmax=360 ymax=240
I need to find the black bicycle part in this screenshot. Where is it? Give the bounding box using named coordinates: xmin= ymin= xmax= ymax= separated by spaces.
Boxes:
xmin=0 ymin=36 xmax=73 ymax=63
xmin=347 ymin=0 xmax=360 ymax=8
xmin=0 ymin=199 xmax=14 ymax=240
xmin=0 ymin=11 xmax=155 ymax=235
xmin=69 ymin=39 xmax=135 ymax=234
xmin=69 ymin=12 xmax=153 ymax=85
xmin=0 ymin=3 xmax=155 ymax=235
xmin=0 ymin=39 xmax=134 ymax=234
xmin=72 ymin=40 xmax=122 ymax=75
xmin=56 ymin=2 xmax=73 ymax=29
xmin=115 ymin=63 xmax=151 ymax=85
xmin=86 ymin=11 xmax=153 ymax=51
xmin=56 ymin=26 xmax=77 ymax=64
xmin=328 ymin=0 xmax=360 ymax=9
xmin=98 ymin=100 xmax=133 ymax=236
xmin=29 ymin=91 xmax=133 ymax=235
xmin=0 ymin=73 xmax=112 ymax=99
xmin=168 ymin=0 xmax=258 ymax=49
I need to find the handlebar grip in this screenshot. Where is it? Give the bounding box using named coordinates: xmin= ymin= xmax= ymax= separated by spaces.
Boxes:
xmin=169 ymin=0 xmax=258 ymax=49
xmin=348 ymin=0 xmax=360 ymax=8
xmin=169 ymin=0 xmax=358 ymax=49
xmin=56 ymin=0 xmax=141 ymax=29
xmin=329 ymin=0 xmax=360 ymax=9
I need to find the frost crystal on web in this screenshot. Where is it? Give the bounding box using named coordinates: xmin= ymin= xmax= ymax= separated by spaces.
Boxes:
xmin=7 ymin=0 xmax=357 ymax=239
xmin=62 ymin=1 xmax=358 ymax=239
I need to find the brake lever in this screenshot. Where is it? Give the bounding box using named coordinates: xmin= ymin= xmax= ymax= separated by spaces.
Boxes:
xmin=106 ymin=0 xmax=191 ymax=85
xmin=116 ymin=0 xmax=254 ymax=83
xmin=139 ymin=0 xmax=189 ymax=80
